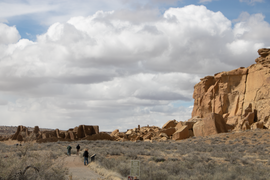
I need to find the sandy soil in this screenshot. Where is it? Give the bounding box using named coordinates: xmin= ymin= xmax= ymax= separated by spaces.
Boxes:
xmin=63 ymin=154 xmax=105 ymax=180
xmin=1 ymin=139 xmax=27 ymax=145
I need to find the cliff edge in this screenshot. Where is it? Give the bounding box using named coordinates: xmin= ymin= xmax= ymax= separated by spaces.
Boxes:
xmin=192 ymin=48 xmax=270 ymax=131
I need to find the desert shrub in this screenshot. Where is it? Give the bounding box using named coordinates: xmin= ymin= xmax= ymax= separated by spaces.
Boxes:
xmin=149 ymin=156 xmax=165 ymax=162
xmin=115 ymin=162 xmax=130 ymax=177
xmin=107 ymin=147 xmax=122 ymax=156
xmin=0 ymin=146 xmax=68 ymax=180
xmin=125 ymin=149 xmax=138 ymax=159
xmin=151 ymin=169 xmax=169 ymax=180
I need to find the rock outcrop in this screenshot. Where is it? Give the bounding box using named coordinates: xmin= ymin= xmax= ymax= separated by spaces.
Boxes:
xmin=192 ymin=48 xmax=270 ymax=131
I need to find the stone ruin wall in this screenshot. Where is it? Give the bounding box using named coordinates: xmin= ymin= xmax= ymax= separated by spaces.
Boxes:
xmin=0 ymin=124 xmax=101 ymax=142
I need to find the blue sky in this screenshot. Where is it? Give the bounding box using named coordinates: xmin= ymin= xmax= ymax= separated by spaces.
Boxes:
xmin=4 ymin=0 xmax=270 ymax=40
xmin=0 ymin=0 xmax=269 ymax=131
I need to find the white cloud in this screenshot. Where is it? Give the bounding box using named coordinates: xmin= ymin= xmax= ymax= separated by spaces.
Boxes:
xmin=199 ymin=0 xmax=213 ymax=3
xmin=0 ymin=23 xmax=20 ymax=44
xmin=0 ymin=5 xmax=269 ymax=131
xmin=239 ymin=0 xmax=264 ymax=5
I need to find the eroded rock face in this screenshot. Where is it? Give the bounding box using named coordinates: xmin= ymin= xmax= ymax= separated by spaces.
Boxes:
xmin=193 ymin=113 xmax=227 ymax=137
xmin=192 ymin=48 xmax=270 ymax=131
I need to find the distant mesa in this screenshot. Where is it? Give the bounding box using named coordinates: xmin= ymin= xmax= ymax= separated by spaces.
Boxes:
xmin=1 ymin=48 xmax=270 ymax=142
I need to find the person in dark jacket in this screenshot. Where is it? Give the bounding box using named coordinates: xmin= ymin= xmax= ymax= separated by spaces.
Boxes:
xmin=76 ymin=144 xmax=80 ymax=155
xmin=67 ymin=145 xmax=72 ymax=156
xmin=83 ymin=148 xmax=89 ymax=165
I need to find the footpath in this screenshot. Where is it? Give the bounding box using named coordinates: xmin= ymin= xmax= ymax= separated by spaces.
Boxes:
xmin=63 ymin=154 xmax=106 ymax=180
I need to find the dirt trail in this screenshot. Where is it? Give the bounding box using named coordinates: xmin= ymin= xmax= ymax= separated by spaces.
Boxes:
xmin=63 ymin=154 xmax=105 ymax=180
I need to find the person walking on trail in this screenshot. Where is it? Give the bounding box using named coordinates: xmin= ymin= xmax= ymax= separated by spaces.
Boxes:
xmin=83 ymin=148 xmax=89 ymax=166
xmin=76 ymin=144 xmax=80 ymax=155
xmin=67 ymin=145 xmax=72 ymax=156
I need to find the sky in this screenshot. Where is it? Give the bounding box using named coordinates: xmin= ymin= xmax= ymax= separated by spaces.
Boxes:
xmin=0 ymin=0 xmax=270 ymax=131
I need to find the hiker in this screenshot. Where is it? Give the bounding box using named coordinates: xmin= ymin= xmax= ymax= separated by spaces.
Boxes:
xmin=83 ymin=148 xmax=89 ymax=166
xmin=76 ymin=144 xmax=80 ymax=155
xmin=67 ymin=145 xmax=72 ymax=156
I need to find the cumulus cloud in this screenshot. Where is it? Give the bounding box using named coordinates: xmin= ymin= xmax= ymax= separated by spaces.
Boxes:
xmin=0 ymin=23 xmax=20 ymax=44
xmin=0 ymin=5 xmax=269 ymax=131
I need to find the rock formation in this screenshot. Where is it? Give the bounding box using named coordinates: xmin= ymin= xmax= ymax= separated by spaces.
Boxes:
xmin=192 ymin=48 xmax=270 ymax=131
xmin=2 ymin=124 xmax=103 ymax=143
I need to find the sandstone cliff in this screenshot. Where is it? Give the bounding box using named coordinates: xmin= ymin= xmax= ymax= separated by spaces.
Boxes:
xmin=192 ymin=48 xmax=270 ymax=131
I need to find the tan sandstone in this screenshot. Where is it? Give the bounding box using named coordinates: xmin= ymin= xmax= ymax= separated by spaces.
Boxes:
xmin=192 ymin=48 xmax=270 ymax=131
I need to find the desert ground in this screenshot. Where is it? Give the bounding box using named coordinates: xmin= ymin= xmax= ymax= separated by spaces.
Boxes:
xmin=1 ymin=127 xmax=270 ymax=180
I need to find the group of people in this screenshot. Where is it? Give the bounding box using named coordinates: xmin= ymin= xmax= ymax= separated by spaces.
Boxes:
xmin=67 ymin=144 xmax=90 ymax=165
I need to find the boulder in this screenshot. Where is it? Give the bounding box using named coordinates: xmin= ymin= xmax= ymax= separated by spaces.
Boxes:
xmin=110 ymin=129 xmax=119 ymax=136
xmin=162 ymin=120 xmax=177 ymax=129
xmin=226 ymin=116 xmax=239 ymax=127
xmin=193 ymin=113 xmax=227 ymax=137
xmin=159 ymin=127 xmax=176 ymax=136
xmin=175 ymin=121 xmax=196 ymax=131
xmin=126 ymin=129 xmax=133 ymax=135
xmin=251 ymin=122 xmax=264 ymax=129
xmin=143 ymin=133 xmax=154 ymax=140
xmin=175 ymin=121 xmax=184 ymax=130
xmin=159 ymin=133 xmax=168 ymax=138
xmin=160 ymin=137 xmax=168 ymax=141
xmin=172 ymin=125 xmax=189 ymax=140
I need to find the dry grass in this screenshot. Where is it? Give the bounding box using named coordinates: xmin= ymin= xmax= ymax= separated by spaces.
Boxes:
xmin=0 ymin=142 xmax=68 ymax=180
xmin=88 ymin=162 xmax=123 ymax=180
xmin=2 ymin=129 xmax=270 ymax=179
